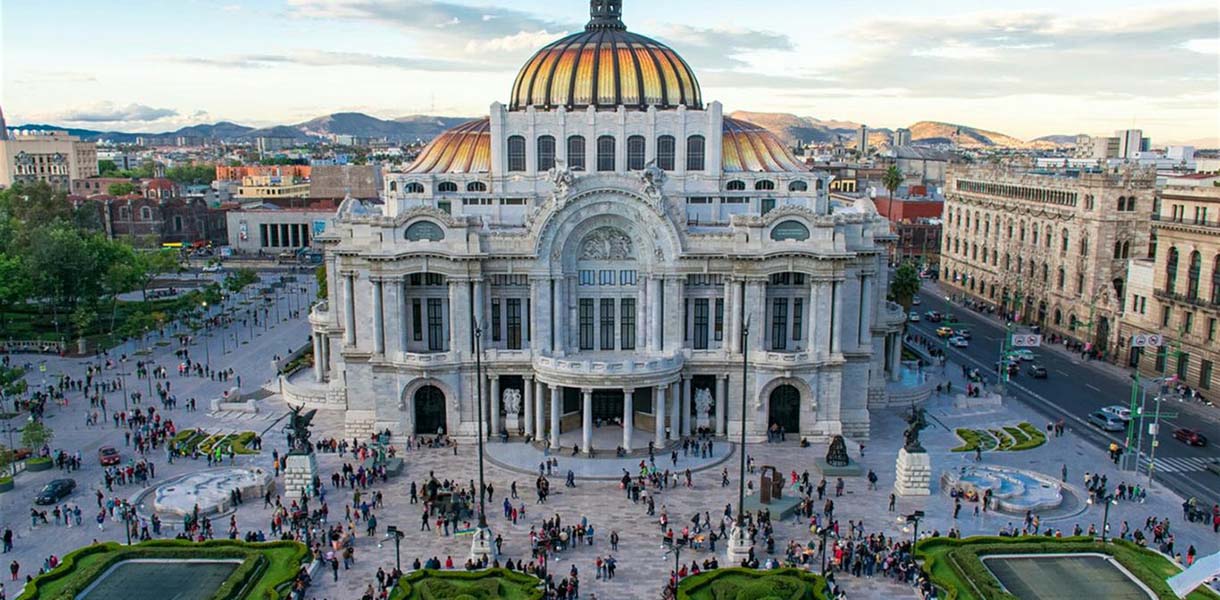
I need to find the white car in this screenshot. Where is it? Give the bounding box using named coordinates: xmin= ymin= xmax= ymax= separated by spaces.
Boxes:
xmin=908 ymin=313 xmax=921 ymax=323
xmin=948 ymin=336 xmax=969 ymax=348
xmin=912 ymin=298 xmax=922 ymax=306
xmin=1011 ymin=349 xmax=1035 ymax=362
xmin=1101 ymin=405 xmax=1132 ymax=421
xmin=202 ymin=263 xmax=223 ymax=273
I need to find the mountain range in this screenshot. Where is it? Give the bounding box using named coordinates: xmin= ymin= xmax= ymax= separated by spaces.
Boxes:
xmin=10 ymin=110 xmax=1072 ymax=149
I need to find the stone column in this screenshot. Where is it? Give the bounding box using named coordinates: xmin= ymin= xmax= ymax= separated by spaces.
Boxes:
xmin=473 ymin=279 xmax=486 ymax=331
xmin=663 ymin=277 xmax=684 ymax=352
xmin=489 ymin=376 xmax=501 ymax=436
xmin=726 ymin=279 xmax=741 ymax=354
xmin=649 ymin=278 xmax=663 ymax=352
xmin=747 ymin=280 xmax=766 ymax=352
xmin=312 ymin=334 xmax=323 ymax=383
xmin=669 ymin=380 xmax=680 ymax=440
xmin=622 ymin=389 xmax=634 ymax=450
xmin=534 ymin=379 xmax=546 ymax=440
xmin=859 ymin=275 xmax=873 ymax=346
xmin=655 ymin=385 xmax=667 ymax=446
xmin=681 ymin=376 xmax=692 ymax=436
xmin=831 ymin=280 xmax=843 ymax=354
xmin=449 ymin=279 xmax=472 ymax=354
xmin=807 ymin=280 xmax=819 ymax=355
xmin=343 ymin=274 xmax=356 ymax=346
xmin=530 ymin=278 xmax=551 ymax=353
xmin=372 ymin=279 xmax=385 ymax=355
xmin=814 ymin=281 xmax=832 ymax=358
xmin=635 ymin=284 xmax=647 ymax=351
xmin=581 ymin=388 xmax=593 ymax=454
xmin=396 ymin=278 xmax=409 ymax=354
xmin=715 ymin=375 xmax=727 ymax=436
xmin=549 ymin=385 xmax=561 ymax=449
xmin=523 ymin=375 xmax=535 ymax=438
xmin=890 ymin=334 xmax=904 ymax=382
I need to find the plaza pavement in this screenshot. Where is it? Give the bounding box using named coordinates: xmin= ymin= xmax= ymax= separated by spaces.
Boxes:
xmin=1 ymin=289 xmax=1217 ymax=599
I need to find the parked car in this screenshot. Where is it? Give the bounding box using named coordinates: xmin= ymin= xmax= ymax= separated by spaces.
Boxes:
xmin=98 ymin=446 xmax=120 ymax=466
xmin=201 ymin=263 xmax=223 ymax=273
xmin=924 ymin=311 xmax=942 ymax=322
xmin=908 ymin=313 xmax=921 ymax=323
xmin=1087 ymin=411 xmax=1126 ymax=432
xmin=34 ymin=479 xmax=76 ymax=505
xmin=1027 ymin=364 xmax=1048 ymax=378
xmin=1100 ymin=405 xmax=1131 ymax=421
xmin=954 ymin=329 xmax=971 ymax=339
xmin=948 ymin=336 xmax=969 ymax=348
xmin=1172 ymin=428 xmax=1208 ymax=447
xmin=912 ymin=298 xmax=922 ymax=306
xmin=936 ymin=326 xmax=955 ymax=337
xmin=1011 ymin=349 xmax=1035 ymax=362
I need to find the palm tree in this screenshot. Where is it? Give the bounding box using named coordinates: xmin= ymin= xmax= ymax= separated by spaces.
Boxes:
xmin=882 ymin=165 xmax=903 ymax=218
xmin=890 ymin=262 xmax=921 ymax=314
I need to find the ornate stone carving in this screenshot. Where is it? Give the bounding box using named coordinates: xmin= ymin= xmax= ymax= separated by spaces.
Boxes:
xmin=579 ymin=227 xmax=634 ymax=260
xmin=502 ymin=388 xmax=522 ymax=416
xmin=640 ymin=159 xmax=667 ymax=201
xmin=548 ymin=159 xmax=576 ymax=203
xmin=694 ymin=388 xmax=713 ymax=417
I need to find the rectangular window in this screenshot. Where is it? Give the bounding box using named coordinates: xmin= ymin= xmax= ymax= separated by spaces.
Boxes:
xmin=600 ymin=299 xmax=615 ymax=350
xmin=1201 ymin=360 xmax=1213 ymax=390
xmin=259 ymin=224 xmax=269 ymax=248
xmin=619 ymin=270 xmax=637 ymax=286
xmin=525 ymin=299 xmax=531 ymax=342
xmin=1177 ymin=352 xmax=1190 ymax=380
xmin=714 ymin=298 xmax=724 ymax=342
xmin=693 ymin=298 xmax=709 ymax=350
xmin=412 ymin=299 xmax=423 ymax=341
xmin=657 ymin=136 xmax=675 ymax=171
xmin=491 ymin=299 xmax=502 ymax=342
xmin=426 ymin=299 xmax=443 ymax=351
xmin=506 ymin=298 xmax=521 ymax=350
xmin=1161 ymin=306 xmax=1172 ymax=327
xmin=537 ymin=136 xmax=556 ymax=171
xmin=1155 ymin=346 xmax=1167 ymax=372
xmin=579 ymin=270 xmax=595 ymax=286
xmin=771 ymin=299 xmax=788 ymax=350
xmin=599 ymin=270 xmax=615 ymax=285
xmin=792 ymin=298 xmax=803 ymax=341
xmin=597 ymin=136 xmax=615 ymax=172
xmin=620 ymin=298 xmax=636 ymax=350
xmin=579 ymin=299 xmax=594 ymax=350
xmin=567 ymin=136 xmax=586 ymax=171
xmin=684 ymin=299 xmax=690 ymax=341
xmin=627 ymin=136 xmax=645 ymax=171
xmin=1208 ymin=317 xmax=1216 ymax=342
xmin=1183 ymin=311 xmax=1194 ymax=335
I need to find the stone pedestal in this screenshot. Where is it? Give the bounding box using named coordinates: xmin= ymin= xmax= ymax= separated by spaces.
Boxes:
xmin=696 ymin=415 xmax=711 ymax=431
xmin=504 ymin=415 xmax=521 ymax=435
xmin=894 ymin=448 xmax=931 ymax=496
xmin=469 ymin=525 xmax=498 ymax=562
xmin=725 ymin=524 xmax=753 ymax=565
xmin=283 ymin=452 xmax=318 ymax=501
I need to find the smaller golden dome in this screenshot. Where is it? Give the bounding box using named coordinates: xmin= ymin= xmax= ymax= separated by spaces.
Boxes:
xmin=404 ymin=118 xmax=491 ymax=174
xmin=722 ymin=118 xmax=806 ymax=173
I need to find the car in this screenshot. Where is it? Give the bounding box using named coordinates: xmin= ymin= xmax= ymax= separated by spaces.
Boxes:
xmin=201 ymin=263 xmax=223 ymax=273
xmin=911 ymin=298 xmax=921 ymax=306
xmin=98 ymin=446 xmax=120 ymax=466
xmin=1027 ymin=364 xmax=1048 ymax=378
xmin=924 ymin=311 xmax=942 ymax=322
xmin=936 ymin=326 xmax=954 ymax=337
xmin=995 ymin=360 xmax=1019 ymax=376
xmin=954 ymin=329 xmax=971 ymax=339
xmin=948 ymin=336 xmax=969 ymax=348
xmin=1100 ymin=405 xmax=1132 ymax=421
xmin=34 ymin=479 xmax=76 ymax=505
xmin=1011 ymin=349 xmax=1035 ymax=362
xmin=12 ymin=447 xmax=33 ymax=460
xmin=944 ymin=313 xmax=958 ymax=323
xmin=908 ymin=312 xmax=921 ymax=323
xmin=1087 ymin=411 xmax=1125 ymax=432
xmin=1172 ymin=428 xmax=1208 ymax=447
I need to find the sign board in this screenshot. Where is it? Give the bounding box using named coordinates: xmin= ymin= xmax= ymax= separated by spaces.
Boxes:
xmin=1011 ymin=334 xmax=1043 ymax=347
xmin=1131 ymin=334 xmax=1164 ymax=348
xmin=1148 ymin=423 xmax=1159 ymax=435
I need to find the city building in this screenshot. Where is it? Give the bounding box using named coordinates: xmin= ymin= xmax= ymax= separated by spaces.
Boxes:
xmin=856 ymin=125 xmax=869 ymax=155
xmin=872 ymin=190 xmax=943 ymax=266
xmin=940 ymin=164 xmax=1156 ymax=356
xmin=886 ymin=146 xmax=951 ymax=187
xmin=304 ymin=1 xmax=904 ymax=445
xmin=74 ymin=194 xmax=227 ymax=247
xmin=224 ymin=198 xmax=338 ymax=253
xmin=237 ymin=174 xmax=311 ymax=199
xmin=1118 ymin=185 xmax=1220 ymax=394
xmin=309 ymin=164 xmax=382 ymax=199
xmin=0 ymin=130 xmax=99 ymax=190
xmin=216 ymin=165 xmax=312 ymax=182
xmin=893 ymin=128 xmax=911 ymax=147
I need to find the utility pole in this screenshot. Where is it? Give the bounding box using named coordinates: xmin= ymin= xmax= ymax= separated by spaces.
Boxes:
xmin=1146 ymin=326 xmax=1184 ymax=486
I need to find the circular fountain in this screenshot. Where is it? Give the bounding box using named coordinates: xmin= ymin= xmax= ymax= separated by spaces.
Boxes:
xmin=132 ymin=467 xmax=274 ymax=519
xmin=941 ymin=465 xmax=1064 ymax=513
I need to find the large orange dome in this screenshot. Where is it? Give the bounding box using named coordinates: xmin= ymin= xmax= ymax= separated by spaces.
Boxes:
xmin=509 ymin=1 xmax=701 ymax=111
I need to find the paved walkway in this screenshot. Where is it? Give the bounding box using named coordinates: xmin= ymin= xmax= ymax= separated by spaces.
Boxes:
xmin=485 ymin=427 xmax=734 ymax=479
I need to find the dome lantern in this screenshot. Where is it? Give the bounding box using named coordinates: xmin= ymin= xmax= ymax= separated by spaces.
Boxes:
xmin=586 ymin=0 xmax=625 ymax=31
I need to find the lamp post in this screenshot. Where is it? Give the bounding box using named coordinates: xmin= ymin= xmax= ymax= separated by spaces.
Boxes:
xmin=902 ymin=510 xmax=925 ymax=547
xmin=201 ymin=301 xmax=211 ymax=369
xmin=470 ymin=323 xmax=495 ymax=561
xmin=664 ymin=537 xmax=686 ymax=587
xmin=727 ymin=317 xmax=752 ymax=565
xmin=1088 ymin=492 xmax=1117 ymax=542
xmin=385 ymin=525 xmax=404 ymax=570
xmin=817 ymin=525 xmax=832 ymax=574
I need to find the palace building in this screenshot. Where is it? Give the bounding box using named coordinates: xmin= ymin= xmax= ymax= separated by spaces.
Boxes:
xmin=304 ymin=0 xmax=904 ymax=449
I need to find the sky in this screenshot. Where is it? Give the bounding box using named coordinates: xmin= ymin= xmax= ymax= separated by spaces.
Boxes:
xmin=2 ymin=0 xmax=1218 ymax=145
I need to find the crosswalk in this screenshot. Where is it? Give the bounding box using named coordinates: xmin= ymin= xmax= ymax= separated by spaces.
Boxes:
xmin=1136 ymin=455 xmax=1217 ymax=473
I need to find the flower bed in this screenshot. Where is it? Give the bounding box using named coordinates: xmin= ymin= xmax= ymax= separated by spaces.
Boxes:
xmin=389 ymin=568 xmax=543 ymax=600
xmin=952 ymin=422 xmax=1045 ymax=453
xmin=677 ymin=567 xmax=828 ymax=600
xmin=174 ymin=429 xmax=258 ymax=455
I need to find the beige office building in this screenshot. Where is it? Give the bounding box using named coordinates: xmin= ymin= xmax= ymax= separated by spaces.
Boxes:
xmin=0 ymin=130 xmax=99 ymax=190
xmin=940 ymin=165 xmax=1156 ymax=356
xmin=1118 ymin=186 xmax=1220 ymax=394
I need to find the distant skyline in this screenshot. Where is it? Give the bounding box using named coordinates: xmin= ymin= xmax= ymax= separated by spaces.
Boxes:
xmin=3 ymin=0 xmax=1218 ymax=145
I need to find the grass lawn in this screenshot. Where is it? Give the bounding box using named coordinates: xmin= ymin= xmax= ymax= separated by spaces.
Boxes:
xmin=390 ymin=568 xmax=543 ymax=600
xmin=677 ymin=567 xmax=828 ymax=600
xmin=916 ymin=535 xmax=1220 ymax=600
xmin=952 ymin=423 xmax=1046 ymax=453
xmin=173 ymin=429 xmax=259 ymax=455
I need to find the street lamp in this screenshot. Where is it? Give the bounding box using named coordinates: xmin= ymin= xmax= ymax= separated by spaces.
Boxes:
xmin=663 ymin=537 xmax=687 ymax=586
xmin=469 ymin=323 xmax=496 ymax=561
xmin=201 ymin=301 xmax=211 ymax=369
xmin=900 ymin=510 xmax=925 ymax=547
xmin=1087 ymin=492 xmax=1117 ymax=542
xmin=816 ymin=525 xmax=832 ymax=574
xmin=384 ymin=525 xmax=404 ymax=570
xmin=727 ymin=317 xmax=752 ymax=565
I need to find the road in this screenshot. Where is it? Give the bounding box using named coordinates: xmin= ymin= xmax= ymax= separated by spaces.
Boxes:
xmin=907 ymin=284 xmax=1220 ymax=505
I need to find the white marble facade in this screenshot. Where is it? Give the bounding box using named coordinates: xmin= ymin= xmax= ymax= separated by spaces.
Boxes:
xmin=308 ymin=1 xmax=904 ymax=449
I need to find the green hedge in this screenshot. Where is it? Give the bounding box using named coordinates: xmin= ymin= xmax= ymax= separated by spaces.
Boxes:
xmin=390 ymin=569 xmax=544 ymax=600
xmin=953 ymin=423 xmax=1045 ymax=453
xmin=915 ymin=535 xmax=1220 ymax=600
xmin=17 ymin=539 xmax=307 ymax=600
xmin=677 ymin=567 xmax=829 ymax=600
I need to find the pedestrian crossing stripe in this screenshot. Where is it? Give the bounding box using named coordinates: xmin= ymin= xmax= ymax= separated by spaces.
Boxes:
xmin=1136 ymin=456 xmax=1215 ymax=473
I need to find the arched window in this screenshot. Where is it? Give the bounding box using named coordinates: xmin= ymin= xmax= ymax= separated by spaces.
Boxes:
xmin=405 ymin=220 xmax=445 ymax=242
xmin=1080 ymin=235 xmax=1089 ymax=257
xmin=139 ymin=206 xmax=152 ymax=220
xmin=726 ymin=180 xmax=746 ymax=191
xmin=1122 ymin=241 xmax=1131 ymax=258
xmin=507 ymin=135 xmax=526 ymax=172
xmin=437 ymin=181 xmax=458 ymax=192
xmin=1211 ymin=254 xmax=1220 ymax=303
xmin=1069 ymin=314 xmax=1078 ymax=331
xmin=770 ymin=220 xmax=810 ymax=241
xmin=537 ymin=135 xmax=556 ymax=171
xmin=755 ymin=180 xmax=776 ymax=191
xmin=626 ymin=135 xmax=645 ymax=171
xmin=1148 ymin=232 xmax=1157 ymax=259
xmin=1114 ymin=241 xmax=1123 ymax=259
xmin=1032 ymin=224 xmax=1039 ymax=245
xmin=1061 ymin=229 xmax=1069 ymax=252
xmin=1057 ymin=267 xmax=1065 ymax=290
xmin=1117 ymin=196 xmax=1127 ymax=212
xmin=1165 ymin=247 xmax=1179 ymax=293
xmin=1186 ymin=251 xmax=1201 ymax=299
xmin=466 ymin=181 xmax=487 ymax=192
xmin=405 ymin=182 xmax=425 ymax=194
xmin=1113 ymin=278 xmax=1125 ymax=300
xmin=686 ymin=135 xmax=705 ymax=171
xmin=1126 ymin=196 xmax=1137 ymax=211
xmin=656 ymin=135 xmax=675 ymax=171
xmin=1054 ymin=309 xmax=1062 ymax=325
xmin=567 ymin=135 xmax=586 ymax=171
xmin=596 ymin=135 xmax=615 ymax=172
xmin=1041 ymin=263 xmax=1049 ymax=283
xmin=788 ymin=180 xmax=808 ymax=192
xmin=388 ymin=181 xmax=397 ymax=192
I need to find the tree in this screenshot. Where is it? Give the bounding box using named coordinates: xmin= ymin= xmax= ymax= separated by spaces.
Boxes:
xmin=890 ymin=262 xmax=922 ymax=314
xmin=0 ymin=445 xmax=13 ymax=477
xmin=107 ymin=182 xmax=137 ymax=196
xmin=98 ymin=159 xmax=119 ymax=176
xmin=133 ymin=249 xmax=183 ymax=302
xmin=882 ymin=165 xmax=903 ymax=218
xmin=164 ymin=164 xmax=216 ymax=185
xmin=224 ymin=268 xmax=260 ymax=298
xmin=21 ymin=421 xmax=53 ymax=451
xmin=315 ymin=264 xmax=327 ymax=300
xmin=71 ymin=304 xmax=98 ymax=339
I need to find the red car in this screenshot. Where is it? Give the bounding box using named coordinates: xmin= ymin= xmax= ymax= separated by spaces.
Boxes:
xmin=1172 ymin=428 xmax=1208 ymax=447
xmin=98 ymin=446 xmax=121 ymax=466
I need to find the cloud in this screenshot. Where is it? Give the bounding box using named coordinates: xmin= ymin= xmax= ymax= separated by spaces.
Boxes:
xmin=56 ymin=102 xmax=178 ymax=122
xmin=653 ymin=24 xmax=794 ymax=70
xmin=464 ymin=30 xmax=565 ymax=55
xmin=177 ymin=49 xmax=499 ymax=72
xmin=285 ymin=0 xmax=574 ymax=41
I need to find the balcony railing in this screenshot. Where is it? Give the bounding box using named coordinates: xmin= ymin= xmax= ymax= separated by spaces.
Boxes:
xmin=1152 ymin=213 xmax=1220 ymax=230
xmin=1154 ymin=289 xmax=1220 ymax=310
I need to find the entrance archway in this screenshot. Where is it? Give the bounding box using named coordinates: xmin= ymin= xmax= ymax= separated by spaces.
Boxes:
xmin=768 ymin=385 xmax=800 ymax=434
xmin=414 ymin=385 xmax=447 ymax=435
